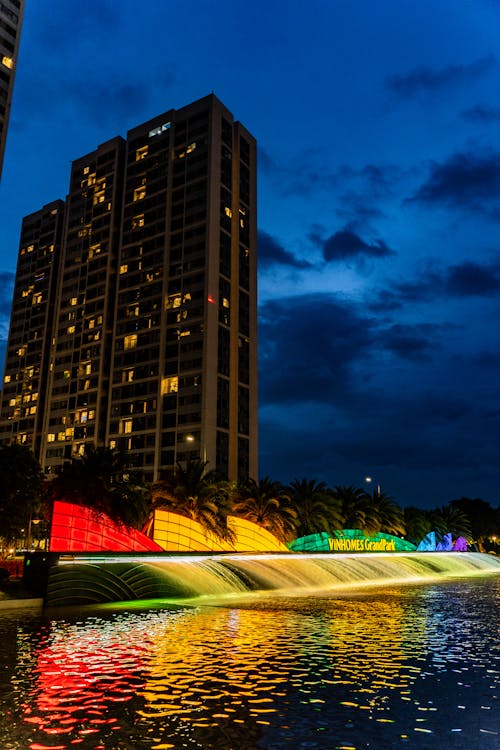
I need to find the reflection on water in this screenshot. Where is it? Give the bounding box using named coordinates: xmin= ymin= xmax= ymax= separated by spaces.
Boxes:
xmin=0 ymin=577 xmax=498 ymax=749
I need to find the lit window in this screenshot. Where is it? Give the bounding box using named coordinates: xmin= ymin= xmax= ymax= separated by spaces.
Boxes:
xmin=124 ymin=334 xmax=137 ymax=350
xmin=120 ymin=264 xmax=128 ymax=274
xmin=161 ymin=376 xmax=178 ymax=394
xmin=70 ymin=297 xmax=78 ymax=306
xmin=119 ymin=418 xmax=133 ymax=434
xmin=9 ymin=398 xmax=16 ymax=407
xmin=109 ymin=440 xmax=117 ymax=449
xmin=27 ymin=245 xmax=34 ymax=253
xmin=136 ymin=145 xmax=148 ymax=161
xmin=2 ymin=56 xmax=13 ymax=69
xmin=178 ymin=329 xmax=191 ymax=338
xmin=67 ymin=325 xmax=75 ymax=334
xmin=224 ymin=207 xmax=232 ymax=218
xmin=133 ymin=186 xmax=146 ymax=201
xmin=17 ymin=346 xmax=26 ymax=356
xmin=186 ymin=142 xmax=196 ymax=154
xmin=4 ymin=375 xmax=10 ymax=383
xmin=89 ymin=243 xmax=101 ymax=258
xmin=48 ymin=434 xmax=56 ymax=443
xmin=222 ymin=297 xmax=230 ymax=308
xmin=132 ymin=214 xmax=145 ymax=229
xmin=29 ymin=406 xmax=37 ymax=415
xmin=93 ymin=189 xmax=105 ymax=205
xmin=122 ymin=369 xmax=135 ymax=383
xmin=148 ymin=122 xmax=170 ymax=138
xmin=166 ymin=293 xmax=182 ymax=309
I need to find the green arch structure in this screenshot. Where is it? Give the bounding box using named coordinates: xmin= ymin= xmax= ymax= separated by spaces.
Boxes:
xmin=288 ymin=529 xmax=416 ymax=553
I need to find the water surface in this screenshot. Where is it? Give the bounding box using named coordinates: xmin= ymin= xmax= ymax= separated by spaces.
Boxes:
xmin=0 ymin=576 xmax=498 ymax=749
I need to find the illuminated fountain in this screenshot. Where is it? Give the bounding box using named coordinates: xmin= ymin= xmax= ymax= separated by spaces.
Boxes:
xmin=34 ymin=502 xmax=500 ymax=607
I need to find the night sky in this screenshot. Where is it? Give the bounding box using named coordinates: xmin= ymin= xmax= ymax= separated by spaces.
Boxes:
xmin=1 ymin=0 xmax=500 ymax=509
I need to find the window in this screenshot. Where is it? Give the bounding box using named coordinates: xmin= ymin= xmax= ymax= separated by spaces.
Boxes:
xmin=136 ymin=145 xmax=148 ymax=160
xmin=161 ymin=376 xmax=178 ymax=394
xmin=124 ymin=334 xmax=137 ymax=350
xmin=133 ymin=185 xmax=146 ymax=201
xmin=132 ymin=214 xmax=145 ymax=229
xmin=119 ymin=418 xmax=133 ymax=434
xmin=148 ymin=122 xmax=170 ymax=137
xmin=2 ymin=56 xmax=13 ymax=69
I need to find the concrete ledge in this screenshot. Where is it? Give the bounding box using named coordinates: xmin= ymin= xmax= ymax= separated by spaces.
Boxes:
xmin=0 ymin=597 xmax=43 ymax=610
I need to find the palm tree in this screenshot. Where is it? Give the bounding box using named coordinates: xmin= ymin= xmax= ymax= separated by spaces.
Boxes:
xmin=232 ymin=477 xmax=298 ymax=544
xmin=370 ymin=491 xmax=405 ymax=537
xmin=47 ymin=446 xmax=151 ymax=529
xmin=151 ymin=460 xmax=235 ymax=543
xmin=333 ymin=485 xmax=379 ymax=535
xmin=289 ymin=479 xmax=343 ymax=537
xmin=404 ymin=506 xmax=432 ymax=545
xmin=432 ymin=504 xmax=472 ymax=542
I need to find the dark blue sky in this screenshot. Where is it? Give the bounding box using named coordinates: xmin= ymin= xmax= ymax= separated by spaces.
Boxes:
xmin=1 ymin=0 xmax=500 ymax=508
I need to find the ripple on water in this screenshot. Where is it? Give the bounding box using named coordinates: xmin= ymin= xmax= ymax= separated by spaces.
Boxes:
xmin=0 ymin=577 xmax=498 ymax=749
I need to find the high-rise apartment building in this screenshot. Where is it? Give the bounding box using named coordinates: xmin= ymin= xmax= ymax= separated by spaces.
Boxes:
xmin=0 ymin=95 xmax=258 ymax=482
xmin=0 ymin=0 xmax=24 ymax=180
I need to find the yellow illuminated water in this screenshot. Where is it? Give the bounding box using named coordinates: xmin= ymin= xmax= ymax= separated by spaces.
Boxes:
xmin=0 ymin=576 xmax=499 ymax=749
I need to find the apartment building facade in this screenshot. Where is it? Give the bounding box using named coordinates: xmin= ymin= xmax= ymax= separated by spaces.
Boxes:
xmin=0 ymin=0 xmax=24 ymax=179
xmin=0 ymin=95 xmax=258 ymax=482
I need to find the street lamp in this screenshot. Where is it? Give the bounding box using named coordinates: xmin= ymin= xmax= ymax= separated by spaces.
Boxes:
xmin=365 ymin=476 xmax=381 ymax=497
xmin=186 ymin=434 xmax=207 ymax=463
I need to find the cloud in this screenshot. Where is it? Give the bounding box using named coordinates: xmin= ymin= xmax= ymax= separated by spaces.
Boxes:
xmin=312 ymin=228 xmax=395 ymax=264
xmin=386 ymin=56 xmax=496 ymax=99
xmin=369 ymin=258 xmax=500 ymax=311
xmin=380 ymin=323 xmax=442 ymax=362
xmin=408 ymin=151 xmax=500 ymax=214
xmin=259 ymin=294 xmax=376 ymax=407
xmin=461 ymin=105 xmax=500 ymax=123
xmin=446 ymin=260 xmax=500 ymax=295
xmin=258 ymin=231 xmax=313 ymax=269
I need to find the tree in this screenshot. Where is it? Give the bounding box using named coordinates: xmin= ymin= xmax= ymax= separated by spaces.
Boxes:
xmin=289 ymin=479 xmax=343 ymax=537
xmin=47 ymin=446 xmax=151 ymax=529
xmin=0 ymin=444 xmax=44 ymax=548
xmin=404 ymin=506 xmax=432 ymax=545
xmin=151 ymin=460 xmax=235 ymax=543
xmin=333 ymin=485 xmax=379 ymax=535
xmin=370 ymin=491 xmax=405 ymax=537
xmin=232 ymin=477 xmax=298 ymax=544
xmin=448 ymin=497 xmax=498 ymax=550
xmin=433 ymin=503 xmax=472 ymax=541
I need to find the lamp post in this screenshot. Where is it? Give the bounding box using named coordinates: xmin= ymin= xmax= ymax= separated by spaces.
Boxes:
xmin=27 ymin=514 xmax=41 ymax=550
xmin=365 ymin=476 xmax=381 ymax=497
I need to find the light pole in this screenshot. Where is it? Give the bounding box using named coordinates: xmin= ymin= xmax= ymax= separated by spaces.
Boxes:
xmin=365 ymin=476 xmax=381 ymax=497
xmin=27 ymin=514 xmax=41 ymax=550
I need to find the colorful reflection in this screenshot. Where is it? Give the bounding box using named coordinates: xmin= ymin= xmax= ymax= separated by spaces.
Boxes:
xmin=3 ymin=577 xmax=497 ymax=749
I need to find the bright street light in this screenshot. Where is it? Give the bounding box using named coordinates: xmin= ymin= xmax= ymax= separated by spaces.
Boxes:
xmin=365 ymin=476 xmax=381 ymax=497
